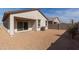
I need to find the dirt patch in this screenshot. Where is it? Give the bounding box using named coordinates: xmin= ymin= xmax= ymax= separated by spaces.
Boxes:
xmin=0 ymin=27 xmax=65 ymax=50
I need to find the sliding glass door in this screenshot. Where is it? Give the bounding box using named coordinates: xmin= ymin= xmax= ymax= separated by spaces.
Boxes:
xmin=17 ymin=22 xmax=28 ymax=31
xmin=24 ymin=22 xmax=28 ymax=30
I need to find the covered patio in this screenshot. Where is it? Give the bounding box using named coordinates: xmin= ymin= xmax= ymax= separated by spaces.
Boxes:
xmin=14 ymin=17 xmax=36 ymax=32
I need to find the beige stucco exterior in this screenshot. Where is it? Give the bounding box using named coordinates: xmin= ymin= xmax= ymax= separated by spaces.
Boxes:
xmin=3 ymin=10 xmax=48 ymax=36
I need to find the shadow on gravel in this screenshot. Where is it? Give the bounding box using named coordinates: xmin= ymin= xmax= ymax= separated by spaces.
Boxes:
xmin=47 ymin=31 xmax=79 ymax=50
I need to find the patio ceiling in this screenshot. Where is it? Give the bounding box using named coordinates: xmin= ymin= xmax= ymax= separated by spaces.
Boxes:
xmin=14 ymin=16 xmax=36 ymax=21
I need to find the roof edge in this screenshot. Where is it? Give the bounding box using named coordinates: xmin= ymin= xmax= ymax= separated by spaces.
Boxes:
xmin=2 ymin=9 xmax=49 ymax=21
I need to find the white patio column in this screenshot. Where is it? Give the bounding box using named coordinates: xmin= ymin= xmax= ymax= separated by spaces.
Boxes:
xmin=47 ymin=21 xmax=48 ymax=29
xmin=36 ymin=20 xmax=38 ymax=31
xmin=10 ymin=15 xmax=14 ymax=36
xmin=46 ymin=21 xmax=48 ymax=29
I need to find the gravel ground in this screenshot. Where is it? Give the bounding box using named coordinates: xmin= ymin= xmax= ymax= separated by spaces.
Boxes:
xmin=0 ymin=26 xmax=65 ymax=50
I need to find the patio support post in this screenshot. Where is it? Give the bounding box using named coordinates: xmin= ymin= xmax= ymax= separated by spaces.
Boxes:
xmin=10 ymin=15 xmax=14 ymax=36
xmin=46 ymin=21 xmax=48 ymax=29
xmin=36 ymin=20 xmax=38 ymax=31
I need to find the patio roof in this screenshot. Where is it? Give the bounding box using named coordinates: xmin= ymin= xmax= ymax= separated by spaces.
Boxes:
xmin=2 ymin=9 xmax=49 ymax=21
xmin=14 ymin=16 xmax=36 ymax=21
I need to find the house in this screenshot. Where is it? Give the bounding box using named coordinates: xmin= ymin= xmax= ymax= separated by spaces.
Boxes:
xmin=2 ymin=9 xmax=48 ymax=36
xmin=48 ymin=17 xmax=61 ymax=29
xmin=48 ymin=17 xmax=60 ymax=24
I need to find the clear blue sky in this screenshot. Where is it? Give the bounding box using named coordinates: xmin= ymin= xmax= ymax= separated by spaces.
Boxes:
xmin=0 ymin=8 xmax=79 ymax=23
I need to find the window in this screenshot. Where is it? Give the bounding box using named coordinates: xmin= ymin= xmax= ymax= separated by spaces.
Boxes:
xmin=38 ymin=20 xmax=40 ymax=27
xmin=54 ymin=22 xmax=57 ymax=24
xmin=46 ymin=21 xmax=48 ymax=26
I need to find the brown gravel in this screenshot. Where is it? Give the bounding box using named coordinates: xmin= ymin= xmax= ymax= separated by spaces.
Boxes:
xmin=0 ymin=27 xmax=65 ymax=50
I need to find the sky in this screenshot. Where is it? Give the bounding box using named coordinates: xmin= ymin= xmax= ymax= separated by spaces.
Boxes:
xmin=40 ymin=8 xmax=79 ymax=23
xmin=0 ymin=8 xmax=79 ymax=23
